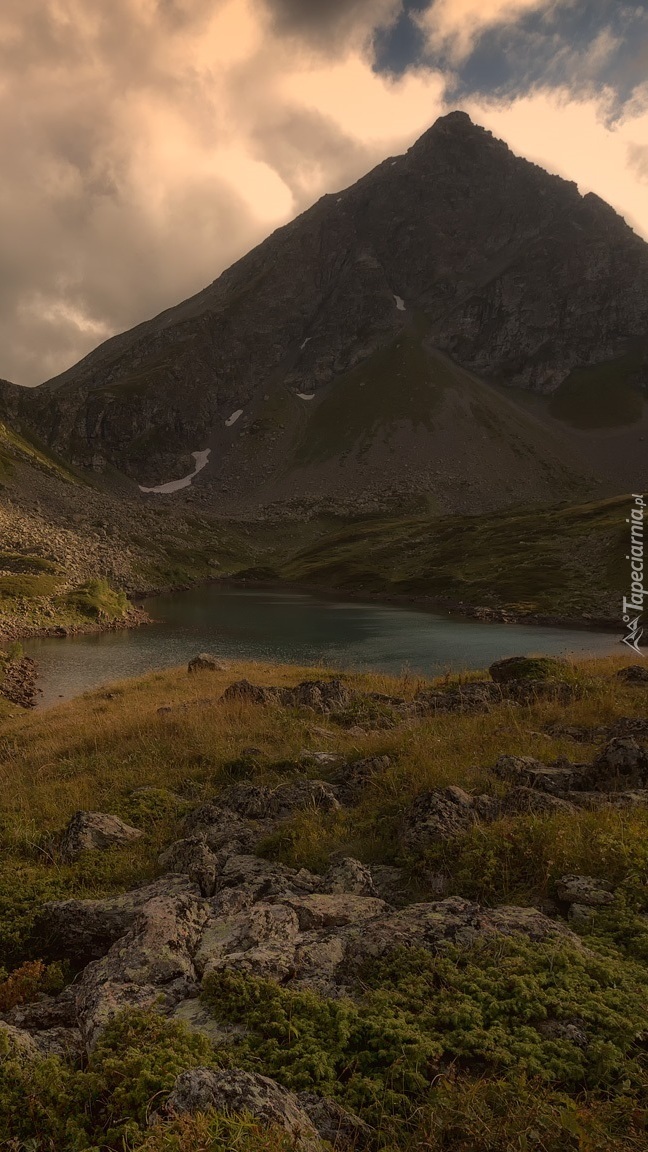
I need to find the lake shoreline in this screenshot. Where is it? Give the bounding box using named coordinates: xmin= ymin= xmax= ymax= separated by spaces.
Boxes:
xmin=210 ymin=575 xmax=624 ymax=638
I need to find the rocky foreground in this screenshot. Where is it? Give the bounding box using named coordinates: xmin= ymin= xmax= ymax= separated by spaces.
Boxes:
xmin=0 ymin=654 xmax=647 ymax=1150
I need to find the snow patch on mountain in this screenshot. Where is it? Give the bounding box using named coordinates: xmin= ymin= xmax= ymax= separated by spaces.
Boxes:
xmin=139 ymin=449 xmax=211 ymax=494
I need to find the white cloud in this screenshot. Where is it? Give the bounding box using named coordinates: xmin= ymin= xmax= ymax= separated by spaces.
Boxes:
xmin=415 ymin=0 xmax=551 ymax=63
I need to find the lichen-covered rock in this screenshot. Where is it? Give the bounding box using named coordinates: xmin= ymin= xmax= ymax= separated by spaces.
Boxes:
xmin=580 ymin=738 xmax=648 ymax=791
xmin=555 ymin=875 xmax=615 ymax=907
xmin=297 ymin=1092 xmax=373 ymax=1149
xmin=37 ymin=876 xmax=199 ymax=963
xmin=331 ymin=756 xmax=391 ymax=805
xmin=59 ymin=810 xmax=144 ymax=860
xmin=401 ymin=786 xmax=477 ymax=850
xmin=616 ymin=665 xmax=648 ymax=683
xmin=324 ymin=857 xmax=378 ymax=897
xmin=0 ymin=1021 xmax=41 ymax=1062
xmin=188 ymin=653 xmax=229 ymax=673
xmin=74 ymin=891 xmax=209 ymax=1048
xmin=158 ymin=836 xmax=219 ymax=896
xmin=162 ymin=1068 xmax=323 ymax=1150
xmin=218 ymin=783 xmax=276 ymax=819
xmin=489 ymin=656 xmax=568 ymax=683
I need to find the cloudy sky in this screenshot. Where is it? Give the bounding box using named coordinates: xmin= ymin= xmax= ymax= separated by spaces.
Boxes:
xmin=2 ymin=0 xmax=647 ymax=386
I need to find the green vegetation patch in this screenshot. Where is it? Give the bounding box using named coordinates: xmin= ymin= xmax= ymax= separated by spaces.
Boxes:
xmin=0 ymin=1009 xmax=220 ymax=1150
xmin=66 ymin=577 xmax=129 ymax=620
xmin=0 ymin=573 xmax=62 ymax=599
xmin=292 ymin=331 xmax=452 ymax=466
xmin=0 ymin=551 xmax=60 ymax=575
xmin=281 ymin=495 xmax=628 ymax=616
xmin=202 ymin=937 xmax=646 ymax=1127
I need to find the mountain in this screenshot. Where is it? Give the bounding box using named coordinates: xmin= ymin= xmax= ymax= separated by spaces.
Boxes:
xmin=5 ymin=110 xmax=648 ymax=516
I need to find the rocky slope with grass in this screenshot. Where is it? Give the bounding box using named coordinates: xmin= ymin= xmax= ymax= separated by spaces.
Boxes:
xmin=0 ymin=652 xmax=647 ymax=1149
xmin=4 ymin=112 xmax=648 ymax=516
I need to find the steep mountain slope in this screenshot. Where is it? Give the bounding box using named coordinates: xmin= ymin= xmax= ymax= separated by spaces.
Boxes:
xmin=5 ymin=111 xmax=648 ymax=514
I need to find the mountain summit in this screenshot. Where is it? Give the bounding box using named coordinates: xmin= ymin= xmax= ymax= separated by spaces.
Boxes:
xmin=4 ymin=111 xmax=648 ymax=515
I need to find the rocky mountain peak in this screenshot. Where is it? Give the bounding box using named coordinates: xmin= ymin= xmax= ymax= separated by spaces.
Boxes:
xmin=3 ymin=113 xmax=647 ymax=512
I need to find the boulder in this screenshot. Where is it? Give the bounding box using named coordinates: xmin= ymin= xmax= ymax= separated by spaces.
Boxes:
xmin=331 ymin=756 xmax=391 ymax=805
xmin=188 ymin=653 xmax=229 ymax=673
xmin=489 ymin=656 xmax=568 ymax=683
xmin=36 ymin=876 xmax=199 ymax=964
xmin=616 ymin=665 xmax=648 ymax=683
xmin=158 ymin=836 xmax=219 ymax=897
xmin=0 ymin=1021 xmax=41 ymax=1062
xmin=297 ymin=1093 xmax=373 ymax=1149
xmin=74 ymin=891 xmax=208 ymax=1048
xmin=555 ymin=875 xmax=615 ymax=907
xmin=59 ymin=810 xmax=144 ymax=861
xmin=401 ymin=786 xmax=477 ymax=851
xmin=580 ymin=738 xmax=648 ymax=791
xmin=162 ymin=1068 xmax=323 ymax=1150
xmin=324 ymin=857 xmax=378 ymax=897
xmin=492 ymin=755 xmax=578 ymax=794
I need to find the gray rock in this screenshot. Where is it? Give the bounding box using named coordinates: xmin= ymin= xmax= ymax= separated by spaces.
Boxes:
xmin=0 ymin=1021 xmax=41 ymax=1062
xmin=188 ymin=653 xmax=229 ymax=673
xmin=555 ymin=874 xmax=615 ymax=907
xmin=158 ymin=836 xmax=219 ymax=897
xmin=489 ymin=656 xmax=568 ymax=683
xmin=616 ymin=665 xmax=648 ymax=683
xmin=74 ymin=891 xmax=208 ymax=1048
xmin=580 ymin=738 xmax=648 ymax=791
xmin=297 ymin=1092 xmax=373 ymax=1149
xmin=37 ymin=876 xmax=199 ymax=963
xmin=401 ymin=786 xmax=477 ymax=851
xmin=324 ymin=857 xmax=378 ymax=897
xmin=162 ymin=1068 xmax=323 ymax=1149
xmin=59 ymin=810 xmax=144 ymax=861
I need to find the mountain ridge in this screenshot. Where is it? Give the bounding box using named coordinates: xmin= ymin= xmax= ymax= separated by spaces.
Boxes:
xmin=2 ymin=110 xmax=647 ymax=514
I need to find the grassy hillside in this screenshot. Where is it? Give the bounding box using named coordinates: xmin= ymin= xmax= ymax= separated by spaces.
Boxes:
xmin=280 ymin=496 xmax=629 ymax=619
xmin=0 ymin=654 xmax=647 ymax=1148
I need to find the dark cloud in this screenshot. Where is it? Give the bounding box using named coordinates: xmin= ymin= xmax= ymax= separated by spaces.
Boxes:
xmin=375 ymin=1 xmax=648 ymax=117
xmin=257 ymin=0 xmax=401 ymax=51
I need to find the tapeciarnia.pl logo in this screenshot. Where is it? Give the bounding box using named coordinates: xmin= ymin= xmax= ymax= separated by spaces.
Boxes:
xmin=622 ymin=493 xmax=645 ymax=656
